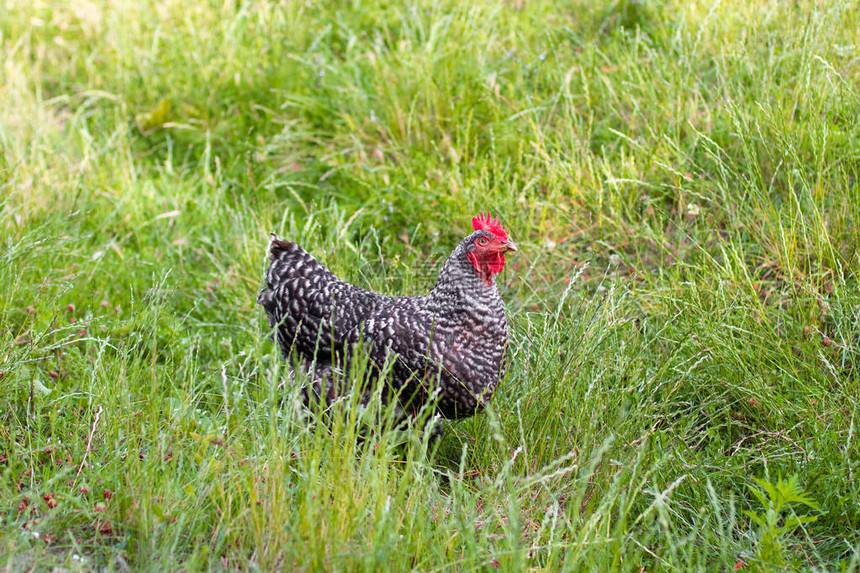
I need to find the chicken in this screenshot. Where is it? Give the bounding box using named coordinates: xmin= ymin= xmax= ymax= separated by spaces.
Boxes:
xmin=257 ymin=212 xmax=516 ymax=422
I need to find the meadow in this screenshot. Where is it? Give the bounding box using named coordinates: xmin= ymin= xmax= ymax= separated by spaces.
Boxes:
xmin=2 ymin=0 xmax=859 ymax=570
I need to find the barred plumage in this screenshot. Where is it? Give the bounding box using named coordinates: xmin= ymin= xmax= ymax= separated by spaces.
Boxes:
xmin=257 ymin=214 xmax=516 ymax=421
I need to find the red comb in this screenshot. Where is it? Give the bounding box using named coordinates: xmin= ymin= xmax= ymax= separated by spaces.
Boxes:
xmin=472 ymin=212 xmax=508 ymax=241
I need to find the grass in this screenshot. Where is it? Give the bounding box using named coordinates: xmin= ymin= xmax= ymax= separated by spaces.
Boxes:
xmin=1 ymin=0 xmax=859 ymax=570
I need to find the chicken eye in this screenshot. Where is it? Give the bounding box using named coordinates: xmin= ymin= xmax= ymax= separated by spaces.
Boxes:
xmin=477 ymin=237 xmax=489 ymax=246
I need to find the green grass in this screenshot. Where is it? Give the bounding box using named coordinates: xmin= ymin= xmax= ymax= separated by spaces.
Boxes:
xmin=2 ymin=0 xmax=859 ymax=570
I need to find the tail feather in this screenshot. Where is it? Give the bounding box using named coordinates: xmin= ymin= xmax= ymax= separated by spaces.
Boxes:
xmin=258 ymin=234 xmax=340 ymax=361
xmin=258 ymin=234 xmax=383 ymax=401
xmin=268 ymin=233 xmax=295 ymax=262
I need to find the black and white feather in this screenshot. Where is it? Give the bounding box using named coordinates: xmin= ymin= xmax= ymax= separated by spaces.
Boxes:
xmin=257 ymin=230 xmax=510 ymax=420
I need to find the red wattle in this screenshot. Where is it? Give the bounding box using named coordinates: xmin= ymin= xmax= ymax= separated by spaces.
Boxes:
xmin=469 ymin=251 xmax=505 ymax=285
xmin=487 ymin=253 xmax=505 ymax=274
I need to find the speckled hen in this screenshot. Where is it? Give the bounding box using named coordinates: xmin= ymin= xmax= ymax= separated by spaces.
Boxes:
xmin=257 ymin=213 xmax=516 ymax=422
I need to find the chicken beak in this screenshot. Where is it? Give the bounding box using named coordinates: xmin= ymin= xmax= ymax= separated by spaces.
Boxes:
xmin=504 ymin=240 xmax=518 ymax=253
